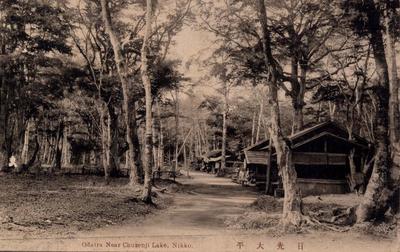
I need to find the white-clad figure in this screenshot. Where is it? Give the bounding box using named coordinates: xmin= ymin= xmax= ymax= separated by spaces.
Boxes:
xmin=8 ymin=155 xmax=18 ymax=169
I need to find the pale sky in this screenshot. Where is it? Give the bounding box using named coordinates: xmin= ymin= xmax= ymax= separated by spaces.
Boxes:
xmin=169 ymin=27 xmax=214 ymax=83
xmin=67 ymin=0 xmax=400 ymax=104
xmin=68 ymin=0 xmax=215 ymax=85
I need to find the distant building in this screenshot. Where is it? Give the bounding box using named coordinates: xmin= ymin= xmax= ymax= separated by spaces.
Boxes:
xmin=202 ymin=149 xmax=236 ymax=174
xmin=242 ymin=121 xmax=372 ymax=196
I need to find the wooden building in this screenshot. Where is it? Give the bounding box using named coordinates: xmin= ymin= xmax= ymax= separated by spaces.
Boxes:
xmin=202 ymin=149 xmax=236 ymax=174
xmin=242 ymin=121 xmax=372 ymax=196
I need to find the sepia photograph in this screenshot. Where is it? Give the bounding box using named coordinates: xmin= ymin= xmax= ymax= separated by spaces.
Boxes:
xmin=0 ymin=0 xmax=399 ymax=251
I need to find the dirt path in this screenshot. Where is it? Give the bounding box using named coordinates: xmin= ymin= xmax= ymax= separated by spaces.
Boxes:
xmin=91 ymin=171 xmax=259 ymax=237
xmin=0 ymin=171 xmax=397 ymax=252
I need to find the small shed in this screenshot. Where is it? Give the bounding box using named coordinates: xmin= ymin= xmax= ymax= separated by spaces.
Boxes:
xmin=202 ymin=149 xmax=235 ymax=173
xmin=242 ymin=121 xmax=371 ymax=196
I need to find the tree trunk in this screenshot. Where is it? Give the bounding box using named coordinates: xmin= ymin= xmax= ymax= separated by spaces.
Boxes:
xmin=108 ymin=104 xmax=120 ymax=176
xmin=385 ymin=3 xmax=400 ymax=185
xmin=130 ymin=102 xmax=143 ymax=180
xmin=346 ymin=108 xmax=357 ymax=188
xmin=100 ymin=0 xmax=141 ymax=184
xmin=195 ymin=127 xmax=201 ymax=157
xmin=265 ymin=134 xmax=272 ymax=194
xmin=281 ymin=149 xmax=303 ymax=225
xmin=204 ymin=122 xmax=210 ymax=152
xmin=194 ymin=130 xmax=199 ymax=157
xmin=125 ymin=152 xmax=129 ymax=171
xmin=290 ymin=57 xmax=301 ymax=134
xmin=100 ymin=103 xmax=111 ymax=181
xmin=152 ymin=100 xmax=160 ymax=172
xmin=158 ymin=103 xmax=164 ymax=170
xmin=42 ymin=135 xmax=49 ymax=165
xmin=348 ymin=148 xmax=357 ymax=190
xmin=293 ymin=63 xmax=308 ymax=133
xmin=218 ymin=85 xmax=227 ymax=176
xmin=256 ymin=99 xmax=263 ymax=142
xmin=61 ymin=125 xmax=70 ymax=167
xmin=292 ymin=101 xmax=304 ymax=134
xmin=41 ymin=118 xmax=49 ymax=165
xmin=189 ymin=131 xmax=194 ymax=162
xmin=198 ymin=127 xmax=203 ymax=156
xmin=198 ymin=123 xmax=207 ymax=154
xmin=184 ymin=143 xmax=189 ymax=177
xmin=48 ymin=136 xmax=55 ymax=165
xmin=51 ymin=121 xmax=64 ymax=172
xmin=251 ymin=111 xmax=256 ymax=145
xmin=20 ymin=119 xmax=32 ymax=165
xmin=174 ymin=88 xmax=180 ymax=177
xmin=213 ymin=134 xmax=216 ymax=150
xmin=356 ymin=0 xmax=391 ymax=223
xmin=141 ymin=0 xmax=155 ymax=203
xmin=385 ymin=5 xmax=400 ymax=148
xmin=269 ymin=81 xmax=303 ymax=226
xmin=26 ymin=132 xmax=39 ymax=170
xmin=45 ymin=136 xmax=51 ymax=165
xmin=328 ymin=101 xmax=336 ymax=120
xmin=0 ymin=41 xmax=7 ymax=169
xmin=152 ymin=116 xmax=157 ymax=170
xmin=257 ymin=0 xmax=303 ymax=227
xmin=292 ymin=58 xmax=307 ymax=134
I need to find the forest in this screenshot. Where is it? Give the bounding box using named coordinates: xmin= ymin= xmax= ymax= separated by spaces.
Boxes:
xmin=0 ymin=0 xmax=399 ymax=250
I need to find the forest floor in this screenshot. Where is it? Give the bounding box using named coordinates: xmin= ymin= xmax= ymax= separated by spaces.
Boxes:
xmin=0 ymin=171 xmax=398 ymax=252
xmin=0 ymin=173 xmax=173 ymax=238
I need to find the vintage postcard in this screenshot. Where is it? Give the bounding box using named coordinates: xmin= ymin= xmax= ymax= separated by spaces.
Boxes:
xmin=0 ymin=0 xmax=398 ymax=251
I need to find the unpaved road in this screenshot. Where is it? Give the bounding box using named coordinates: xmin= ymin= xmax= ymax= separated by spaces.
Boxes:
xmin=89 ymin=171 xmax=259 ymax=236
xmin=0 ymin=171 xmax=397 ymax=252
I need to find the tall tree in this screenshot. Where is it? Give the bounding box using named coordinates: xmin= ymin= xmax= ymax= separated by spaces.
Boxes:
xmin=256 ymin=0 xmax=303 ymax=227
xmin=0 ymin=0 xmax=71 ymax=169
xmin=141 ymin=0 xmax=156 ymax=203
xmin=69 ymin=0 xmax=117 ymax=180
xmin=267 ymin=0 xmax=345 ymax=133
xmin=198 ymin=0 xmax=346 ymax=134
xmin=385 ymin=1 xmax=400 ymax=153
xmin=344 ymin=0 xmax=392 ymax=222
xmin=100 ymin=0 xmax=142 ymax=184
xmin=208 ymin=59 xmax=234 ymax=176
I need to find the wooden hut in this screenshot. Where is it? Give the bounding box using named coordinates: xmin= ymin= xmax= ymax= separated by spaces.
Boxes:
xmin=202 ymin=149 xmax=235 ymax=173
xmin=242 ymin=121 xmax=371 ymax=196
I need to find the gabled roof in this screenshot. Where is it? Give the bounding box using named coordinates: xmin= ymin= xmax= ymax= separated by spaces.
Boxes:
xmin=204 ymin=149 xmax=223 ymax=158
xmin=244 ymin=121 xmax=370 ymax=152
xmin=203 ymin=149 xmax=234 ymax=158
xmin=202 ymin=149 xmax=234 ymax=162
xmin=289 ymin=121 xmax=369 ymax=147
xmin=244 ymin=139 xmax=270 ymax=152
